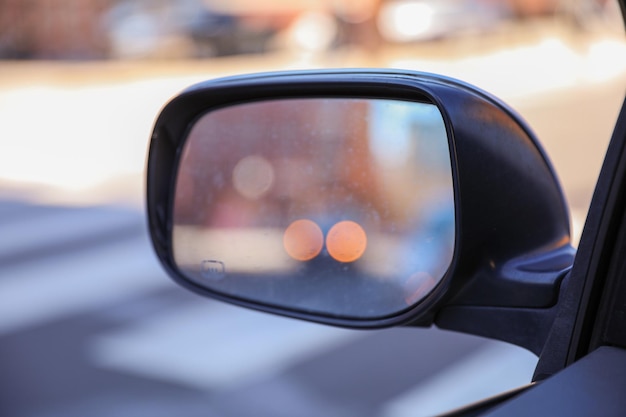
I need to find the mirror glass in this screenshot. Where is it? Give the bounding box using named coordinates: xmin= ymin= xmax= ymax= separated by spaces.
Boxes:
xmin=172 ymin=98 xmax=454 ymax=319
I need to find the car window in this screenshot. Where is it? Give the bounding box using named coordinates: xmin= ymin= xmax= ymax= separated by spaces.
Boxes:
xmin=0 ymin=1 xmax=625 ymax=416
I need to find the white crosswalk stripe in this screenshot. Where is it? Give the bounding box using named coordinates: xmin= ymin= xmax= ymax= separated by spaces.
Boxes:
xmin=0 ymin=233 xmax=169 ymax=334
xmin=90 ymin=300 xmax=364 ymax=390
xmin=382 ymin=343 xmax=537 ymax=417
xmin=0 ymin=205 xmax=143 ymax=261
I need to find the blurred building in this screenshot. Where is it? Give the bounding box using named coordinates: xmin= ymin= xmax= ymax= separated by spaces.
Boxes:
xmin=0 ymin=0 xmax=614 ymax=60
xmin=0 ymin=0 xmax=113 ymax=59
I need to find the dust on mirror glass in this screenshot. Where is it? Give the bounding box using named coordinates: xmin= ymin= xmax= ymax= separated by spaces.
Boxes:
xmin=173 ymin=97 xmax=454 ymax=319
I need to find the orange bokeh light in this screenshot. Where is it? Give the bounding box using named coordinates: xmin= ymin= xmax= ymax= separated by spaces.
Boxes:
xmin=326 ymin=220 xmax=367 ymax=263
xmin=283 ymin=219 xmax=324 ymax=261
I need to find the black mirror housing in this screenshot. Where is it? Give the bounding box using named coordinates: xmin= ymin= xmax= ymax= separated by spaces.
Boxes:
xmin=147 ymin=70 xmax=573 ymax=352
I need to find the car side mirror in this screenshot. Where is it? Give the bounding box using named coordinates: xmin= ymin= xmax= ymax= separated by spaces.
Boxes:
xmin=147 ymin=70 xmax=574 ymax=353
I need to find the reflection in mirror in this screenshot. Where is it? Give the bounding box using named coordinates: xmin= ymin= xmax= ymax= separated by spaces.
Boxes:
xmin=172 ymin=98 xmax=454 ymax=319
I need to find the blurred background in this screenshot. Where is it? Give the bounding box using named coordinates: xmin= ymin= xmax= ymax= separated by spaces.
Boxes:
xmin=0 ymin=1 xmax=625 ymax=416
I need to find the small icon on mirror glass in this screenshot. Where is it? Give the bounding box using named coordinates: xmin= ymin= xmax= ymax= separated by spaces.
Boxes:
xmin=200 ymin=260 xmax=226 ymax=280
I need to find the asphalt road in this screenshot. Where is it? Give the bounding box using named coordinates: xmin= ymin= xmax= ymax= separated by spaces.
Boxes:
xmin=0 ymin=199 xmax=537 ymax=417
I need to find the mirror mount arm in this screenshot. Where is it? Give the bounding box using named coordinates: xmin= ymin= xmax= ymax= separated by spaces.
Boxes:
xmin=434 ymin=299 xmax=559 ymax=357
xmin=430 ymin=265 xmax=572 ymax=360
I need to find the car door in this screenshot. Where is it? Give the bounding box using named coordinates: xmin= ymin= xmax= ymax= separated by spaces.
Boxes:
xmin=461 ymin=1 xmax=626 ymax=414
xmin=476 ymin=79 xmax=626 ymax=417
